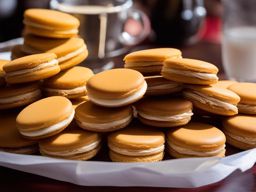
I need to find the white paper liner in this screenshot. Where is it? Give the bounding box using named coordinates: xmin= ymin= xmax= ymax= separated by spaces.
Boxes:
xmin=0 ymin=149 xmax=256 ymax=188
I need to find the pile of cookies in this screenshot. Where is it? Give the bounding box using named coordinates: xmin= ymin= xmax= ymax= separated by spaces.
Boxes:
xmin=1 ymin=9 xmax=256 ymax=163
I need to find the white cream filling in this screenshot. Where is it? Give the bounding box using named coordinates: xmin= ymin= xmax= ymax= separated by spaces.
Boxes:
xmin=138 ymin=111 xmax=193 ymax=122
xmin=238 ymin=103 xmax=256 ymax=113
xmin=24 ymin=20 xmax=78 ymax=34
xmin=168 ymin=141 xmax=225 ymax=156
xmin=226 ymin=131 xmax=256 ymax=145
xmin=164 ymin=68 xmax=218 ymax=80
xmin=109 ymin=143 xmax=165 ymax=156
xmin=0 ymin=90 xmax=41 ymax=104
xmin=183 ymin=91 xmax=238 ymax=112
xmin=41 ymin=140 xmax=100 ymax=157
xmin=77 ymin=115 xmax=132 ymax=130
xmin=88 ymin=81 xmax=147 ymax=107
xmin=5 ymin=59 xmax=58 ymax=77
xmin=58 ymin=46 xmax=87 ymax=63
xmin=20 ymin=110 xmax=75 ymax=137
xmin=147 ymin=84 xmax=181 ymax=91
xmin=125 ymin=61 xmax=163 ymax=67
xmin=45 ymin=85 xmax=86 ymax=96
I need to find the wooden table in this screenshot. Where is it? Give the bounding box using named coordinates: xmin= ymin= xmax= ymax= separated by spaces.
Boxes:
xmin=1 ymin=41 xmax=255 ymax=192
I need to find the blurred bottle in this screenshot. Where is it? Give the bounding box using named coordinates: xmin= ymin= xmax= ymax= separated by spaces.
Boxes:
xmin=140 ymin=0 xmax=206 ymax=46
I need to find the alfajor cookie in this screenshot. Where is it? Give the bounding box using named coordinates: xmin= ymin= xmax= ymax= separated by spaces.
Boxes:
xmin=0 ymin=112 xmax=37 ymax=154
xmin=24 ymin=9 xmax=79 ymax=38
xmin=43 ymin=66 xmax=93 ymax=99
xmin=183 ymin=86 xmax=240 ymax=116
xmin=213 ymin=80 xmax=236 ymax=89
xmin=3 ymin=53 xmax=60 ymax=84
xmin=228 ymin=82 xmax=256 ymax=114
xmin=39 ymin=129 xmax=101 ymax=160
xmin=162 ymin=58 xmax=219 ymax=85
xmin=144 ymin=75 xmax=183 ymax=96
xmin=223 ymin=115 xmax=256 ymax=150
xmin=167 ymin=122 xmax=226 ymax=158
xmin=16 ymin=96 xmax=74 ymax=140
xmin=11 ymin=45 xmax=28 ymax=60
xmin=23 ymin=35 xmax=88 ymax=70
xmin=135 ymin=97 xmax=193 ymax=127
xmin=75 ymin=101 xmax=133 ymax=132
xmin=124 ymin=48 xmax=181 ymax=75
xmin=0 ymin=83 xmax=41 ymax=110
xmin=108 ymin=123 xmax=165 ymax=162
xmin=87 ymin=68 xmax=147 ymax=107
xmin=0 ymin=59 xmax=9 ymax=87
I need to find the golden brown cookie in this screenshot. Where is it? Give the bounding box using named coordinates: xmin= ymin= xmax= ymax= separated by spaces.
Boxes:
xmin=16 ymin=96 xmax=74 ymax=140
xmin=167 ymin=122 xmax=226 ymax=158
xmin=162 ymin=58 xmax=219 ymax=85
xmin=43 ymin=66 xmax=93 ymax=99
xmin=87 ymin=68 xmax=147 ymax=107
xmin=135 ymin=97 xmax=193 ymax=127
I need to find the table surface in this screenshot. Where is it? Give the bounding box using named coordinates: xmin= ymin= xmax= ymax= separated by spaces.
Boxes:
xmin=1 ymin=41 xmax=256 ymax=192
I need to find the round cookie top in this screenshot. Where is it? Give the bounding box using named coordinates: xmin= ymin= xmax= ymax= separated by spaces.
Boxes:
xmin=24 ymin=9 xmax=79 ymax=30
xmin=124 ymin=48 xmax=181 ymax=62
xmin=213 ymin=80 xmax=236 ymax=89
xmin=0 ymin=83 xmax=40 ymax=98
xmin=228 ymin=82 xmax=256 ymax=105
xmin=75 ymin=101 xmax=133 ymax=124
xmin=186 ymin=85 xmax=240 ymax=104
xmin=164 ymin=58 xmax=218 ymax=73
xmin=167 ymin=122 xmax=225 ymax=150
xmin=3 ymin=53 xmax=57 ymax=72
xmin=24 ymin=36 xmax=86 ymax=57
xmin=223 ymin=115 xmax=256 ymax=137
xmin=39 ymin=129 xmax=100 ymax=152
xmin=44 ymin=66 xmax=93 ymax=89
xmin=0 ymin=112 xmax=36 ymax=148
xmin=135 ymin=97 xmax=192 ymax=116
xmin=108 ymin=123 xmax=165 ymax=150
xmin=16 ymin=96 xmax=73 ymax=131
xmin=87 ymin=68 xmax=145 ymax=98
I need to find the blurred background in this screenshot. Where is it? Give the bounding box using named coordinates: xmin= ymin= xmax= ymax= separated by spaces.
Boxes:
xmin=0 ymin=0 xmax=221 ymax=45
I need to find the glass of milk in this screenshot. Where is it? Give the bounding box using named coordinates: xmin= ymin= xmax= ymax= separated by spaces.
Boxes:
xmin=222 ymin=0 xmax=256 ymax=82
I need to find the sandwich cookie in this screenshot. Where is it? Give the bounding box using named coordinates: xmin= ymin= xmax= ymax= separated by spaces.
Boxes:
xmin=75 ymin=101 xmax=133 ymax=132
xmin=43 ymin=66 xmax=93 ymax=99
xmin=0 ymin=112 xmax=37 ymax=154
xmin=135 ymin=97 xmax=193 ymax=127
xmin=0 ymin=60 xmax=9 ymax=87
xmin=162 ymin=58 xmax=219 ymax=85
xmin=87 ymin=68 xmax=147 ymax=107
xmin=144 ymin=75 xmax=183 ymax=95
xmin=11 ymin=45 xmax=28 ymax=60
xmin=3 ymin=53 xmax=60 ymax=84
xmin=124 ymin=48 xmax=181 ymax=75
xmin=23 ymin=36 xmax=88 ymax=70
xmin=39 ymin=129 xmax=101 ymax=160
xmin=0 ymin=83 xmax=41 ymax=110
xmin=108 ymin=124 xmax=165 ymax=162
xmin=213 ymin=80 xmax=236 ymax=89
xmin=228 ymin=82 xmax=256 ymax=114
xmin=183 ymin=86 xmax=240 ymax=116
xmin=223 ymin=115 xmax=256 ymax=150
xmin=167 ymin=122 xmax=226 ymax=158
xmin=16 ymin=96 xmax=74 ymax=140
xmin=24 ymin=9 xmax=79 ymax=38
